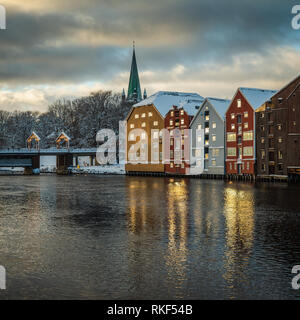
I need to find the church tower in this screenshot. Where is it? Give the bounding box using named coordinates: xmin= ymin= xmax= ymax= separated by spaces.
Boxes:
xmin=127 ymin=42 xmax=142 ymax=103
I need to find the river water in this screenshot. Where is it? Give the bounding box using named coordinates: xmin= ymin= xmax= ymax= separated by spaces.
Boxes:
xmin=0 ymin=175 xmax=299 ymax=299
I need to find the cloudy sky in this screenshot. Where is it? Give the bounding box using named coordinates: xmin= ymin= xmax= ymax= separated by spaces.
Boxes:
xmin=0 ymin=0 xmax=299 ymax=112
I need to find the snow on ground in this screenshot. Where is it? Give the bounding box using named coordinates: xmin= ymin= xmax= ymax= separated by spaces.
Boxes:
xmin=71 ymin=164 xmax=125 ymax=175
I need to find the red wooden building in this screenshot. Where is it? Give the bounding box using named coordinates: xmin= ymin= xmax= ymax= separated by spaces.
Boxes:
xmin=164 ymin=104 xmax=199 ymax=175
xmin=225 ymin=87 xmax=277 ymax=176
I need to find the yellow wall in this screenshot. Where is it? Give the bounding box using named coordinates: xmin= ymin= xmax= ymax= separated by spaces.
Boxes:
xmin=126 ymin=104 xmax=165 ymax=172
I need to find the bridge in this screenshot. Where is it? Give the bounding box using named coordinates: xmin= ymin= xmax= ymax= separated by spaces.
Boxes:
xmin=0 ymin=148 xmax=98 ymax=174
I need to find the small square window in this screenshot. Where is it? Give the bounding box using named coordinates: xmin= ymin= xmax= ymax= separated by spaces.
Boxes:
xmin=148 ymin=112 xmax=153 ymax=117
xmin=231 ymin=124 xmax=235 ymax=130
xmin=244 ymin=122 xmax=248 ymax=129
xmin=153 ymin=121 xmax=158 ymax=126
xmin=142 ymin=122 xmax=146 ymax=127
xmin=181 ymin=119 xmax=184 ymax=124
xmin=231 ymin=114 xmax=235 ymax=119
xmin=142 ymin=113 xmax=146 ymax=118
xmin=135 ymin=114 xmax=139 ymax=119
xmin=130 ymin=124 xmax=134 ymax=129
xmin=237 ymin=99 xmax=241 ymax=108
xmin=212 ymin=122 xmax=216 ymax=128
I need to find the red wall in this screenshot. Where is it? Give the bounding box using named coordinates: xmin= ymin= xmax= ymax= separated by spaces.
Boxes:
xmin=225 ymin=90 xmax=255 ymax=175
xmin=164 ymin=106 xmax=191 ymax=175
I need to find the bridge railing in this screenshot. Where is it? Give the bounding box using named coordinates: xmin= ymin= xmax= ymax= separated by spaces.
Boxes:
xmin=0 ymin=148 xmax=98 ymax=154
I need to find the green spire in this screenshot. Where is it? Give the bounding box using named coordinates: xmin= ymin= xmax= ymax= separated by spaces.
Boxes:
xmin=127 ymin=42 xmax=142 ymax=102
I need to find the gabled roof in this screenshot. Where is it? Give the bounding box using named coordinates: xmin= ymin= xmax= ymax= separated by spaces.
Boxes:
xmin=132 ymin=91 xmax=204 ymax=117
xmin=27 ymin=131 xmax=41 ymax=142
xmin=190 ymin=97 xmax=230 ymax=127
xmin=239 ymin=87 xmax=277 ymax=109
xmin=207 ymin=97 xmax=231 ymax=119
xmin=56 ymin=132 xmax=71 ymax=142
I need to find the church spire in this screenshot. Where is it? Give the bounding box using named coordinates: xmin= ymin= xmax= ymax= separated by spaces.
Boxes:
xmin=127 ymin=41 xmax=142 ymax=102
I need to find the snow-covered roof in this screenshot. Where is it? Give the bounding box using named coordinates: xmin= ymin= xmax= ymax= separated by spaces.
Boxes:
xmin=133 ymin=91 xmax=204 ymax=117
xmin=56 ymin=132 xmax=71 ymax=141
xmin=239 ymin=87 xmax=277 ymax=109
xmin=207 ymin=97 xmax=231 ymax=118
xmin=27 ymin=131 xmax=41 ymax=141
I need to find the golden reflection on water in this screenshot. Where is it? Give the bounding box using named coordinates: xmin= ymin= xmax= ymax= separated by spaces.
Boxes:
xmin=165 ymin=179 xmax=188 ymax=289
xmin=223 ymin=185 xmax=255 ymax=297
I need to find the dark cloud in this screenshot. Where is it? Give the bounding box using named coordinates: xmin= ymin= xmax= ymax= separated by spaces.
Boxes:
xmin=0 ymin=0 xmax=299 ymax=110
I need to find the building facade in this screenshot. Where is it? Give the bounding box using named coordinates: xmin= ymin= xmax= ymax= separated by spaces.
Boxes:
xmin=164 ymin=105 xmax=194 ymax=175
xmin=190 ymin=98 xmax=230 ymax=175
xmin=256 ymin=75 xmax=300 ymax=180
xmin=125 ymin=91 xmax=203 ymax=173
xmin=225 ymin=88 xmax=277 ymax=176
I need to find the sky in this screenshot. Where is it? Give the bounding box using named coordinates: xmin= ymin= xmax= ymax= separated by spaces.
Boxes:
xmin=0 ymin=0 xmax=299 ymax=112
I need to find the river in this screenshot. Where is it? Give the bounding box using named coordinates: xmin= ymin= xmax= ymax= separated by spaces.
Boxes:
xmin=0 ymin=175 xmax=299 ymax=299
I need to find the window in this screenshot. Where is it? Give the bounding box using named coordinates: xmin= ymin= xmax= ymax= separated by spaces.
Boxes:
xmin=227 ymin=147 xmax=236 ymax=156
xmin=197 ymin=136 xmax=202 ymax=142
xmin=243 ymin=147 xmax=253 ymax=156
xmin=142 ymin=122 xmax=146 ymax=127
xmin=181 ymin=163 xmax=185 ymax=168
xmin=261 ymin=150 xmax=265 ymax=159
xmin=153 ymin=132 xmax=159 ymax=139
xmin=238 ymin=136 xmax=242 ymax=144
xmin=180 ymin=110 xmax=184 ymax=115
xmin=212 ymin=160 xmax=216 ymax=166
xmin=170 ymin=138 xmax=173 ymax=146
xmin=243 ymin=131 xmax=253 ymax=141
xmin=238 ymin=126 xmax=242 ymax=135
xmin=244 ymin=122 xmax=248 ymax=129
xmin=197 ymin=124 xmax=202 ymax=130
xmin=170 ymin=120 xmax=173 ymax=126
xmin=212 ymin=149 xmax=220 ymax=157
xmin=170 ymin=111 xmax=174 ymax=116
xmin=237 ymin=99 xmax=241 ymax=108
xmin=130 ymin=124 xmax=134 ymax=129
xmin=246 ymin=162 xmax=250 ymax=170
xmin=129 ymin=133 xmax=135 ymax=141
xmin=244 ymin=112 xmax=248 ymax=118
xmin=142 ymin=113 xmax=146 ymax=118
xmin=278 ymin=124 xmax=282 ymax=130
xmin=227 ymin=133 xmax=236 ymax=141
xmin=261 ymin=137 xmax=265 ymax=144
xmin=181 ymin=119 xmax=184 ymax=124
xmin=148 ymin=112 xmax=153 ymax=117
xmin=153 ymin=121 xmax=158 ymax=126
xmin=135 ymin=114 xmax=139 ymax=119
xmin=170 ymin=162 xmax=173 ymax=168
xmin=261 ymin=125 xmax=265 ymax=132
xmin=141 ymin=132 xmax=146 ymax=139
xmin=170 ymin=130 xmax=173 ymax=136
xmin=231 ymin=114 xmax=235 ymax=120
xmin=278 ymin=137 xmax=283 ymax=143
xmin=212 ymin=122 xmax=216 ymax=129
xmin=237 ymin=115 xmax=242 ymax=124
xmin=212 ymin=135 xmax=216 ymax=142
xmin=278 ymin=150 xmax=283 ymax=159
xmin=231 ymin=124 xmax=235 ymax=130
xmin=261 ymin=163 xmax=266 ymax=171
xmin=229 ymin=163 xmax=232 ymax=170
xmin=293 ymin=121 xmax=296 ymax=126
xmin=278 ymin=164 xmax=283 ymax=171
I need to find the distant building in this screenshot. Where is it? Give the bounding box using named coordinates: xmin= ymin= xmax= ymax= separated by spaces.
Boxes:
xmin=164 ymin=99 xmax=203 ymax=175
xmin=122 ymin=43 xmax=147 ymax=103
xmin=190 ymin=98 xmax=230 ymax=175
xmin=225 ymin=87 xmax=277 ymax=177
xmin=125 ymin=91 xmax=203 ymax=173
xmin=256 ymin=75 xmax=300 ymax=180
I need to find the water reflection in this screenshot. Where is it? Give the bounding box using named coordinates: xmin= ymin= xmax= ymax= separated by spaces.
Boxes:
xmin=223 ymin=185 xmax=254 ymax=298
xmin=0 ymin=176 xmax=299 ymax=299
